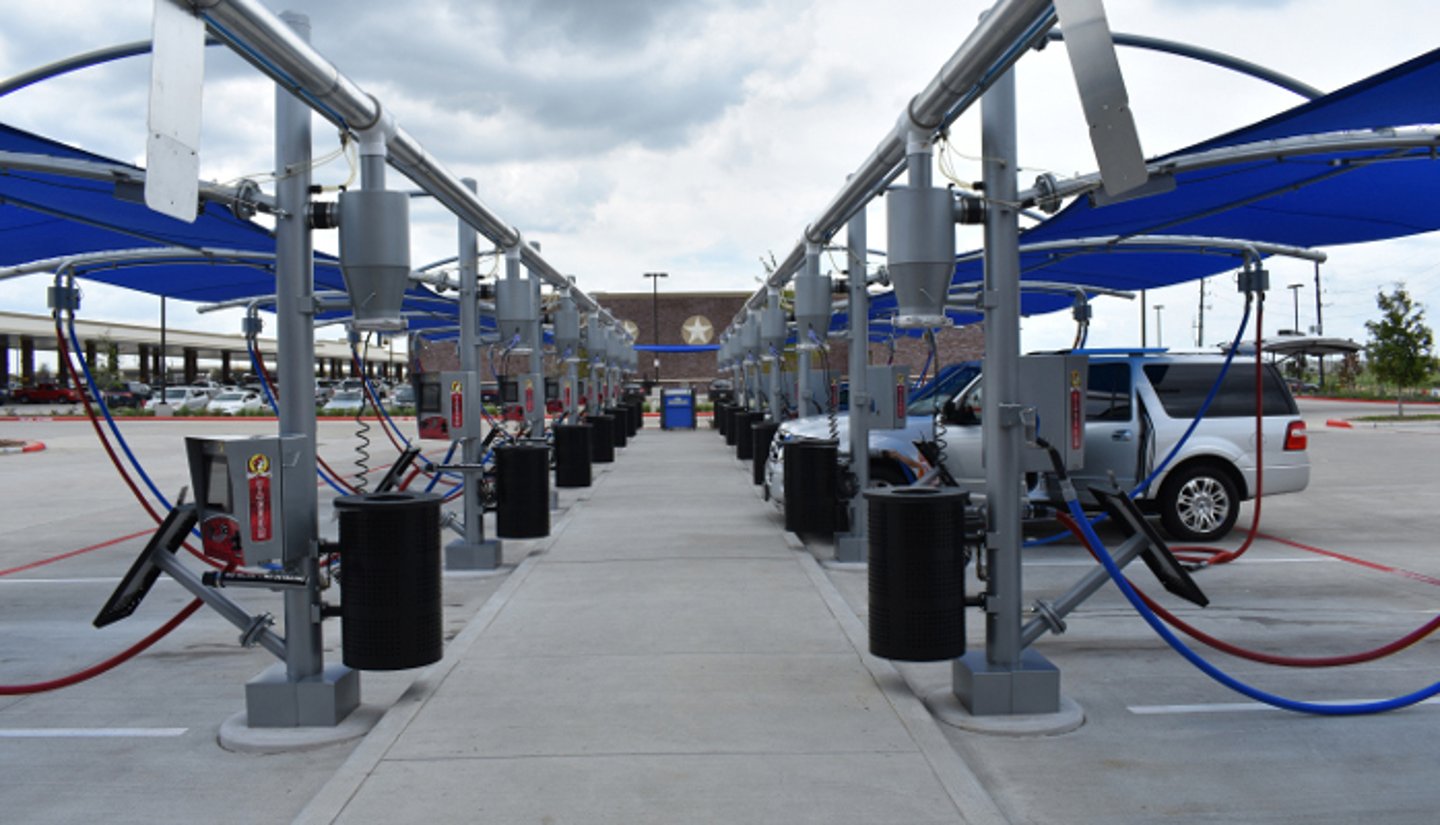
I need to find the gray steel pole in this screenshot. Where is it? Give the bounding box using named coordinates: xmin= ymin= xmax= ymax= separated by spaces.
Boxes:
xmin=796 ymin=246 xmax=817 ymax=417
xmin=980 ymin=66 xmax=1023 ymax=668
xmin=527 ymin=274 xmax=545 ymax=435
xmin=952 ymin=63 xmax=1059 ymax=716
xmin=836 ymin=204 xmax=869 ymax=563
xmin=274 ymin=11 xmax=322 ymax=686
xmin=458 ymin=178 xmax=485 ymax=547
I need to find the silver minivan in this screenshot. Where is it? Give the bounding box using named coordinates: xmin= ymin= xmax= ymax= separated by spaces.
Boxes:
xmin=765 ymin=352 xmax=1310 ymax=542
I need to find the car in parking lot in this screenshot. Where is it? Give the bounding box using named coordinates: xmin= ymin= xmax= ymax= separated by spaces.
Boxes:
xmin=100 ymin=383 xmax=146 ymax=408
xmin=321 ymin=389 xmax=368 ymax=415
xmin=766 ymin=351 xmax=1309 ymax=541
xmin=206 ymin=390 xmax=263 ymax=415
xmin=143 ymin=385 xmax=212 ymax=412
xmin=11 ymin=382 xmax=83 ymax=404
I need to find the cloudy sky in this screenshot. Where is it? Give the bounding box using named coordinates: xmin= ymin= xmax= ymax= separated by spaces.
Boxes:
xmin=1 ymin=0 xmax=1438 ymax=359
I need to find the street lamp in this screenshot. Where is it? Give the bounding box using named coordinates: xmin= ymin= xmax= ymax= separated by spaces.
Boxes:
xmin=1154 ymin=304 xmax=1164 ymax=348
xmin=642 ymin=271 xmax=668 ymax=385
xmin=1287 ymin=282 xmax=1304 ymax=332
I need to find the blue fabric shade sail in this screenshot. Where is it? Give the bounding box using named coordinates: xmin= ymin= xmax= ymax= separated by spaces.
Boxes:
xmin=996 ymin=46 xmax=1440 ymax=293
xmin=0 ymin=122 xmax=457 ymax=331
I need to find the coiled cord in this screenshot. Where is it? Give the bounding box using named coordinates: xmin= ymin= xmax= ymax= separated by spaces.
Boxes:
xmin=351 ymin=335 xmax=373 ymax=492
xmin=815 ymin=332 xmax=839 ymax=442
xmin=925 ymin=329 xmax=948 ymax=460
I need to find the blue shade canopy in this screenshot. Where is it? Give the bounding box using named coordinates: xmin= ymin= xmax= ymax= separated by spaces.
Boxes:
xmin=0 ymin=122 xmax=461 ymax=331
xmin=990 ymin=46 xmax=1440 ymax=293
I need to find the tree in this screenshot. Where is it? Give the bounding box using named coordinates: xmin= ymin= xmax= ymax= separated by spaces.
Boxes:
xmin=1364 ymin=285 xmax=1435 ymax=415
xmin=1336 ymin=352 xmax=1362 ymax=390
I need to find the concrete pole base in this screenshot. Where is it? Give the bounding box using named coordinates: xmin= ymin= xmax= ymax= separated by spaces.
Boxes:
xmin=926 ymin=689 xmax=1084 ymax=737
xmin=833 ymin=533 xmax=867 ymax=564
xmin=242 ymin=662 xmax=360 ymax=729
xmin=951 ymin=648 xmax=1063 ymax=716
xmin=446 ymin=537 xmax=502 ymax=570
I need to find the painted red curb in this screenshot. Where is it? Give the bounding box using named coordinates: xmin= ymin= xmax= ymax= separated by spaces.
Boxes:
xmin=1325 ymin=419 xmax=1354 ymax=429
xmin=0 ymin=440 xmax=46 ymax=454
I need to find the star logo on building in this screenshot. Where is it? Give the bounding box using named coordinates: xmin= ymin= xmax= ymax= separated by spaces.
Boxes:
xmin=681 ymin=315 xmax=714 ymax=345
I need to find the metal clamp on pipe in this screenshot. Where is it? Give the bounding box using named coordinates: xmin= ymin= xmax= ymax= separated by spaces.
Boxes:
xmin=202 ymin=569 xmax=310 ymax=591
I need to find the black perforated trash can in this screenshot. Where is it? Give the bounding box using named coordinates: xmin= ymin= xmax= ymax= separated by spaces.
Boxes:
xmin=864 ymin=487 xmax=969 ymax=662
xmin=751 ymin=421 xmax=779 ymax=486
xmin=553 ymin=423 xmax=592 ymax=488
xmin=736 ymin=411 xmax=765 ymax=461
xmin=495 ymin=443 xmax=550 ymax=539
xmin=588 ymin=414 xmax=616 ymax=463
xmin=605 ymin=407 xmax=629 ymax=448
xmin=713 ymin=401 xmax=728 ymax=432
xmin=783 ymin=439 xmax=838 ymax=535
xmin=335 ymin=491 xmax=442 ymax=671
xmin=626 ymin=399 xmax=642 ymax=434
xmin=725 ymin=406 xmax=747 ymax=447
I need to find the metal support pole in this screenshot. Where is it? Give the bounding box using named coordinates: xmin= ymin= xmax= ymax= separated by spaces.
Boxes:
xmin=447 ymin=178 xmax=500 ymax=570
xmin=952 ymin=65 xmax=1060 ymax=716
xmin=796 ymin=246 xmax=818 ymax=417
xmin=835 ymin=205 xmax=869 ymax=564
xmin=1019 ymin=533 xmax=1149 ymax=648
xmin=246 ymin=11 xmax=358 ymax=728
xmin=1314 ymin=262 xmax=1326 ymax=388
xmin=765 ymin=291 xmax=783 ymax=423
xmin=160 ymin=296 xmax=168 ymax=391
xmin=767 ymin=355 xmax=781 ymax=422
xmin=527 ymin=274 xmax=545 ymax=436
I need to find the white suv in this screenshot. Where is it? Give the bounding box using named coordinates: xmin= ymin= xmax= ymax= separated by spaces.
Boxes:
xmin=765 ymin=352 xmax=1310 ymax=542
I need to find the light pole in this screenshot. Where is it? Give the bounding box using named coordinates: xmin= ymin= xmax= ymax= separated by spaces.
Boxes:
xmin=643 ymin=271 xmax=667 ymax=385
xmin=1154 ymin=304 xmax=1164 ymax=348
xmin=1287 ymin=282 xmax=1304 ymax=332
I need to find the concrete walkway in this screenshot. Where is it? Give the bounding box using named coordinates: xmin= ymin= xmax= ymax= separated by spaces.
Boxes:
xmin=298 ymin=427 xmax=1003 ymax=824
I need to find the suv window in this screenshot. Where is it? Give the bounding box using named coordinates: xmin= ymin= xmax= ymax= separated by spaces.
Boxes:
xmin=1143 ymin=363 xmax=1297 ymax=418
xmin=1086 ymin=363 xmax=1132 ymax=422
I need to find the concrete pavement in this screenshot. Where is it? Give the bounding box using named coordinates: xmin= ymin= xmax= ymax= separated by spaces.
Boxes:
xmin=297 ymin=427 xmax=1004 ymax=824
xmin=3 ymin=407 xmax=1439 ymax=824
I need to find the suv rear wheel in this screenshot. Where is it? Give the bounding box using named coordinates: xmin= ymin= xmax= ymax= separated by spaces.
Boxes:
xmin=1158 ymin=462 xmax=1240 ymax=542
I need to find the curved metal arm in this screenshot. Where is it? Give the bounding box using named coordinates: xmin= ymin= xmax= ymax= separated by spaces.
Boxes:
xmin=1045 ymin=30 xmax=1322 ymax=100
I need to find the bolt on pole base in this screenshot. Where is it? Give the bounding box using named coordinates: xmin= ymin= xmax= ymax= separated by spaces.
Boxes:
xmin=243 ymin=662 xmax=360 ymax=728
xmin=446 ymin=537 xmax=502 ymax=571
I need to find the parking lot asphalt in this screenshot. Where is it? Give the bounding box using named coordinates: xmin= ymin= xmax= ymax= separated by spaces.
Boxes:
xmin=0 ymin=401 xmax=1437 ymax=823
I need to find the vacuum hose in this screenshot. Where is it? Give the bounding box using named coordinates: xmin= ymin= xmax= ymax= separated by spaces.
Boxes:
xmin=1038 ymin=438 xmax=1440 ymax=715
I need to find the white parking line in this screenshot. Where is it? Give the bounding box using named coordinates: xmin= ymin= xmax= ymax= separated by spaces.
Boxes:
xmin=0 ymin=728 xmax=188 ymax=738
xmin=1128 ymin=697 xmax=1440 ymax=715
